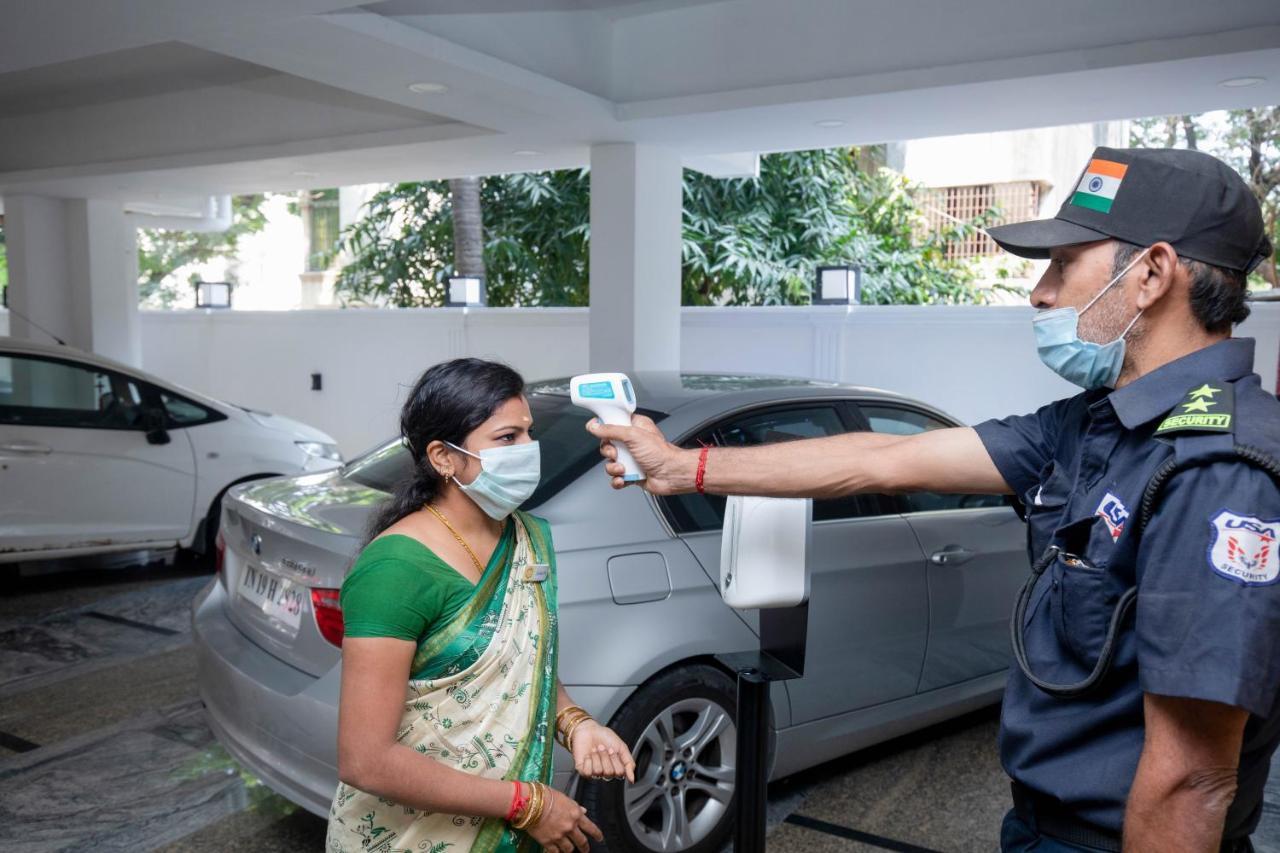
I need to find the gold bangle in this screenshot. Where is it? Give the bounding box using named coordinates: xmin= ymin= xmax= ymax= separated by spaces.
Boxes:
xmin=522 ymin=782 xmax=547 ymax=830
xmin=528 ymin=783 xmax=545 ymax=830
xmin=556 ymin=705 xmax=586 ymax=731
xmin=556 ymin=708 xmax=592 ymax=748
xmin=565 ymin=715 xmax=594 ymax=752
xmin=558 ymin=711 xmax=590 ymax=745
xmin=556 ymin=706 xmax=589 ymax=736
xmin=512 ymin=781 xmax=542 ymax=830
xmin=561 ymin=709 xmax=591 ymax=731
xmin=528 ymin=782 xmax=547 ymax=831
xmin=533 ymin=782 xmax=552 ymax=829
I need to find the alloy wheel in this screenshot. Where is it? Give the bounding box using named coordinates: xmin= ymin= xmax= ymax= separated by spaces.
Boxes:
xmin=623 ymin=697 xmax=736 ymax=852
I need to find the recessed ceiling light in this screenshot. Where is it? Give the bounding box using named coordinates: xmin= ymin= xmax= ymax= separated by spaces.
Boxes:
xmin=292 ymin=170 xmax=319 ymax=178
xmin=512 ymin=149 xmax=541 ymax=156
xmin=814 ymin=119 xmax=846 ymax=128
xmin=1219 ymin=76 xmax=1265 ymax=88
xmin=408 ymin=82 xmax=448 ymax=94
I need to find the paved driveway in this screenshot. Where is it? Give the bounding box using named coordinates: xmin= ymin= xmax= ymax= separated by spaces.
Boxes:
xmin=3 ymin=562 xmax=1280 ymax=852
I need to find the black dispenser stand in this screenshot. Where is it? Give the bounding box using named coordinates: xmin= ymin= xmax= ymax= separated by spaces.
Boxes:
xmin=716 ymin=602 xmax=809 ymax=853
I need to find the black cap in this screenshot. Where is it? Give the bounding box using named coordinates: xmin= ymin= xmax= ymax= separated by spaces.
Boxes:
xmin=988 ymin=146 xmax=1273 ymax=274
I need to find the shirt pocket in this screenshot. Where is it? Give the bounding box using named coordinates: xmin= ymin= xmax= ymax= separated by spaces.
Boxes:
xmin=1022 ymin=461 xmax=1070 ymax=553
xmin=1049 ymin=515 xmax=1130 ymax=666
xmin=1015 ymin=463 xmax=1071 ymax=628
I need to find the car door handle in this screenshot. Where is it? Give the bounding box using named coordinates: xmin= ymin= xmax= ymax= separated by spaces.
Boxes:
xmin=929 ymin=546 xmax=975 ymax=566
xmin=0 ymin=441 xmax=51 ymax=454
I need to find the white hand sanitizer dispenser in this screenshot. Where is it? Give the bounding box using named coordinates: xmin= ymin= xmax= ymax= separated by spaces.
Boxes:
xmin=570 ymin=372 xmax=645 ymax=482
xmin=719 ymin=496 xmax=811 ymax=609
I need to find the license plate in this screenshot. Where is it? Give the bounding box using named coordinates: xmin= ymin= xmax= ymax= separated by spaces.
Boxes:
xmin=238 ymin=563 xmax=305 ymax=634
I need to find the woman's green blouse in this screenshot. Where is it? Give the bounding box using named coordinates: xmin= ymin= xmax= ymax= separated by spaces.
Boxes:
xmin=339 ymin=532 xmax=501 ymax=642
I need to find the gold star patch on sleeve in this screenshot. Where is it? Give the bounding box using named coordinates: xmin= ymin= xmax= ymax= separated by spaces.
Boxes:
xmin=1155 ymin=382 xmax=1235 ymax=435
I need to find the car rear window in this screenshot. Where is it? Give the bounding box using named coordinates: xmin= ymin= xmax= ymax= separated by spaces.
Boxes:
xmin=342 ymin=393 xmax=612 ymax=509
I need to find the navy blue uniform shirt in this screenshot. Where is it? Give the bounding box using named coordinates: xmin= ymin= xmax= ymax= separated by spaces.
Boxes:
xmin=975 ymin=337 xmax=1280 ymax=836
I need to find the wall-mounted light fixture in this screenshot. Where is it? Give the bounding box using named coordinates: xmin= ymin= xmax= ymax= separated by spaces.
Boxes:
xmin=195 ymin=281 xmax=232 ymax=309
xmin=447 ymin=275 xmax=487 ymax=307
xmin=813 ymin=265 xmax=862 ymax=305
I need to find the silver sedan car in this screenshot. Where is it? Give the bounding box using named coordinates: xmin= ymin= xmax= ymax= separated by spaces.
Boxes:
xmin=192 ymin=373 xmax=1027 ymax=853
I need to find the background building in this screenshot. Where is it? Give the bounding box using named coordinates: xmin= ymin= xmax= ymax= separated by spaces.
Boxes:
xmin=895 ymin=121 xmax=1129 ymax=295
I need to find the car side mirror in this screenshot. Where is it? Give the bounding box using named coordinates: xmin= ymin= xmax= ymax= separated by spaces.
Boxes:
xmin=718 ymin=495 xmax=812 ymax=609
xmin=143 ymin=407 xmax=171 ymax=445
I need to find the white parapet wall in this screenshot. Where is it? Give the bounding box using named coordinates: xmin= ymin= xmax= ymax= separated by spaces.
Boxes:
xmin=137 ymin=307 xmax=589 ymax=457
xmin=2 ymin=304 xmax=1277 ymax=457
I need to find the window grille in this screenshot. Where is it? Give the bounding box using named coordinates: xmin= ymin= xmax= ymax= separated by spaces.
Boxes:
xmin=919 ymin=181 xmax=1042 ymax=259
xmin=302 ymin=189 xmax=341 ymax=272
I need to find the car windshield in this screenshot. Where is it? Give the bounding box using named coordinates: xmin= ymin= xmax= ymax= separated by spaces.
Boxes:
xmin=342 ymin=393 xmax=601 ymax=510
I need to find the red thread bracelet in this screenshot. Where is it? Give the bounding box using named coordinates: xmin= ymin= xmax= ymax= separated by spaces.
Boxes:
xmin=696 ymin=446 xmax=710 ymax=495
xmin=506 ymin=781 xmax=526 ymax=823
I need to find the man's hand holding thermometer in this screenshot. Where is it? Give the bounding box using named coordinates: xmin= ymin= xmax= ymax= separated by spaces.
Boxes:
xmin=571 ymin=374 xmax=646 ymax=482
xmin=574 ymin=373 xmax=693 ymax=495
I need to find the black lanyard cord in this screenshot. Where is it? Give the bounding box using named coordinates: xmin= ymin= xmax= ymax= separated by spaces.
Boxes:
xmin=1010 ymin=545 xmax=1138 ymax=699
xmin=1012 ymin=441 xmax=1280 ymax=701
xmin=1136 ymin=444 xmax=1280 ymax=537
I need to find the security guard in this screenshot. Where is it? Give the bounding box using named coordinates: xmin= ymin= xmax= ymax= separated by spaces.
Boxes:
xmin=587 ymin=147 xmax=1279 ymax=851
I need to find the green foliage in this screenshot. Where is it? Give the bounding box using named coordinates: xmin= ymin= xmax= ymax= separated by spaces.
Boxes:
xmin=137 ymin=195 xmax=269 ymax=307
xmin=337 ymin=171 xmax=590 ymax=307
xmin=0 ymin=226 xmax=8 ymax=294
xmin=1131 ymin=109 xmax=1279 ymax=287
xmin=682 ymin=148 xmax=995 ymax=306
xmin=335 ymin=149 xmax=995 ymax=308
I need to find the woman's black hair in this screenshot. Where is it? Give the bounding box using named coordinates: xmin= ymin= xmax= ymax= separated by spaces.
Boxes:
xmin=364 ymin=358 xmax=525 ymax=544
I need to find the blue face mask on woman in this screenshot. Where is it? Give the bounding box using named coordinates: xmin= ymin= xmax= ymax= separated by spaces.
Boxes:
xmin=446 ymin=441 xmax=541 ymax=520
xmin=1032 ymin=248 xmax=1149 ymax=390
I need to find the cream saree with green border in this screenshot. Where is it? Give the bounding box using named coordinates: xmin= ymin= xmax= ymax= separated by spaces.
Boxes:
xmin=326 ymin=510 xmax=559 ymax=853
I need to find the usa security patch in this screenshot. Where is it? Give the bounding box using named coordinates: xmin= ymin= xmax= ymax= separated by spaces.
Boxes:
xmin=1208 ymin=509 xmax=1279 ymax=586
xmin=1095 ymin=492 xmax=1129 ymax=542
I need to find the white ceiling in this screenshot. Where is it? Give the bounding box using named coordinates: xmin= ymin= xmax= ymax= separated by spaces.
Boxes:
xmin=1 ymin=0 xmax=1277 ymax=213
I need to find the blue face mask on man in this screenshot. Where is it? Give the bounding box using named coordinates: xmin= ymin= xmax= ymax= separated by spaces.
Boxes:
xmin=446 ymin=440 xmax=541 ymax=520
xmin=1032 ymin=248 xmax=1149 ymax=390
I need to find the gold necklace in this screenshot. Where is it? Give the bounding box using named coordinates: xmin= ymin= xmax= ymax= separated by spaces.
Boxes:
xmin=425 ymin=504 xmax=485 ymax=576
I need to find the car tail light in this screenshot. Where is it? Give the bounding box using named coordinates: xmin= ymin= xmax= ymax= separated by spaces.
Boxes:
xmin=312 ymin=588 xmax=344 ymax=647
xmin=215 ymin=532 xmax=226 ymax=579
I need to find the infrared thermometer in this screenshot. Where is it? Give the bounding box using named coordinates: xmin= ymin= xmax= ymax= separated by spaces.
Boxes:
xmin=570 ymin=373 xmax=645 ymax=482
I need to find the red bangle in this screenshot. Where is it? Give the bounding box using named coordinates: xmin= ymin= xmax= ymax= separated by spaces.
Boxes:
xmin=506 ymin=781 xmax=526 ymax=823
xmin=696 ymin=446 xmax=710 ymax=495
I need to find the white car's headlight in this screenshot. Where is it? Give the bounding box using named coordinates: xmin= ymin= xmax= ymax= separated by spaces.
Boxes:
xmin=296 ymin=441 xmax=343 ymax=462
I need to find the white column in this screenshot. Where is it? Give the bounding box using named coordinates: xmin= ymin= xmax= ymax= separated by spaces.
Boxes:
xmin=588 ymin=143 xmax=682 ymax=373
xmin=5 ymin=194 xmax=140 ymax=366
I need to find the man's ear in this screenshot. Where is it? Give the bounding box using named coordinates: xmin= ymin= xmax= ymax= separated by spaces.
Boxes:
xmin=1136 ymin=241 xmax=1179 ymax=310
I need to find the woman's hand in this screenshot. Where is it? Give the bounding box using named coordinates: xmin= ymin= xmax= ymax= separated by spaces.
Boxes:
xmin=586 ymin=415 xmax=692 ymax=495
xmin=526 ymin=787 xmax=604 ymax=853
xmin=571 ymin=721 xmax=637 ymax=783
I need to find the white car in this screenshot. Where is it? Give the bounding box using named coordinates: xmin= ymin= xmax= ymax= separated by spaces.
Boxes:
xmin=0 ymin=337 xmax=342 ymax=567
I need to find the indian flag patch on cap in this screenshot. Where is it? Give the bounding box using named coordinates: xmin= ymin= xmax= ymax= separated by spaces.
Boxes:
xmin=1071 ymin=158 xmax=1128 ymax=214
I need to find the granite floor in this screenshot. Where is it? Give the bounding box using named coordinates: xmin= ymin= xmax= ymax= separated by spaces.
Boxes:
xmin=4 ymin=560 xmax=1280 ymax=852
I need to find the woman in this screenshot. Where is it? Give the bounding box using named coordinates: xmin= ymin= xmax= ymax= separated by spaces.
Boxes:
xmin=327 ymin=358 xmax=636 ymax=853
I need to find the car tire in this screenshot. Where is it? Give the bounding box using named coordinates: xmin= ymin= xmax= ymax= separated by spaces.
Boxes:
xmin=181 ymin=476 xmax=274 ymax=568
xmin=580 ymin=663 xmax=769 ymax=853
xmin=178 ymin=495 xmax=224 ymax=570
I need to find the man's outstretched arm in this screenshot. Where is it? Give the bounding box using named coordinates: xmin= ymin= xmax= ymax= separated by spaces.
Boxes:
xmin=586 ymin=416 xmax=1011 ymax=498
